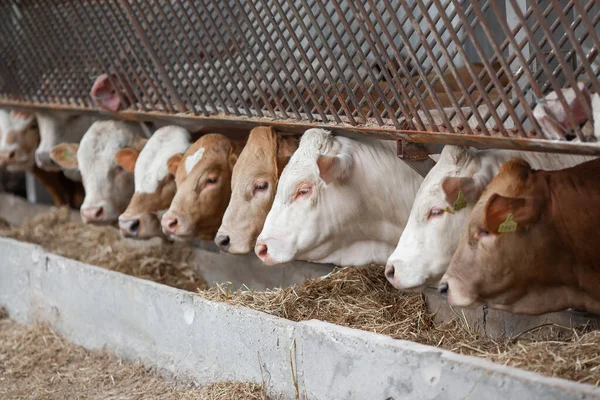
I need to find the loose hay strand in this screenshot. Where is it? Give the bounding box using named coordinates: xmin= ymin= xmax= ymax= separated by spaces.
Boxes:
xmin=198 ymin=265 xmax=600 ymax=384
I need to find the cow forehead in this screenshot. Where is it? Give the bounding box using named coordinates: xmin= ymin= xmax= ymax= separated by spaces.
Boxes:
xmin=78 ymin=121 xmax=135 ymax=171
xmin=0 ymin=110 xmax=34 ymax=134
xmin=180 ymin=135 xmax=231 ymax=177
xmin=135 ymin=127 xmax=190 ymax=194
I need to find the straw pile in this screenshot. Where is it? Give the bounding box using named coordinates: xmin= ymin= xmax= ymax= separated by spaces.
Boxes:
xmin=0 ymin=208 xmax=207 ymax=292
xmin=199 ymin=265 xmax=600 ymax=385
xmin=0 ymin=313 xmax=272 ymax=399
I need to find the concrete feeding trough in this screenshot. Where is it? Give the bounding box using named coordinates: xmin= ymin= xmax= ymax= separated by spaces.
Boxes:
xmin=1 ymin=235 xmax=599 ymax=399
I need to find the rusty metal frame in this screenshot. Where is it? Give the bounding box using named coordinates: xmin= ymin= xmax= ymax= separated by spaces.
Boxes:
xmin=0 ymin=0 xmax=598 ymax=155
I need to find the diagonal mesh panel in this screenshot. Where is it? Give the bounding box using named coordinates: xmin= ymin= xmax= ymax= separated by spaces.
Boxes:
xmin=0 ymin=0 xmax=598 ymax=149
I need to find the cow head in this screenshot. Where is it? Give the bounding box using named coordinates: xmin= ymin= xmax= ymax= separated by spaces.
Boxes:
xmin=35 ymin=111 xmax=93 ymax=175
xmin=50 ymin=120 xmax=145 ymax=224
xmin=385 ymin=146 xmax=490 ymax=291
xmin=116 ymin=126 xmax=191 ymax=239
xmin=215 ymin=126 xmax=297 ymax=254
xmin=91 ymin=73 xmax=133 ymax=112
xmin=161 ymin=134 xmax=239 ymax=240
xmin=255 ymin=128 xmax=361 ymax=265
xmin=0 ymin=110 xmax=38 ymax=172
xmin=440 ymin=159 xmax=553 ymax=313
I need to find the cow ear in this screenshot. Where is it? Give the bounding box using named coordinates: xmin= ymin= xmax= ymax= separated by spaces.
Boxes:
xmin=276 ymin=134 xmax=298 ymax=175
xmin=317 ymin=152 xmax=353 ymax=184
xmin=133 ymin=137 xmax=148 ymax=151
xmin=484 ymin=193 xmax=542 ymax=234
xmin=50 ymin=143 xmax=79 ymax=170
xmin=441 ymin=176 xmax=484 ymax=208
xmin=229 ymin=151 xmax=238 ymax=169
xmin=167 ymin=153 xmax=183 ymax=176
xmin=114 ymin=148 xmax=139 ymax=173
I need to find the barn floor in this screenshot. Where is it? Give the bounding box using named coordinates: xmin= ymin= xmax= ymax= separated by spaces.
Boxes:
xmin=0 ymin=312 xmax=271 ymax=400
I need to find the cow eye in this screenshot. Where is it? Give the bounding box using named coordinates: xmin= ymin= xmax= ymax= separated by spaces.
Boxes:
xmin=427 ymin=207 xmax=445 ymax=219
xmin=207 ymin=176 xmax=217 ymax=184
xmin=295 ymin=184 xmax=312 ymax=199
xmin=253 ymin=181 xmax=268 ymax=195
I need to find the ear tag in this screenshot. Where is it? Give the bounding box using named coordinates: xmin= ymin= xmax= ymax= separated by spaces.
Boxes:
xmin=61 ymin=150 xmax=71 ymax=160
xmin=498 ymin=213 xmax=518 ymax=233
xmin=444 ymin=206 xmax=455 ymax=215
xmin=453 ymin=191 xmax=467 ymax=211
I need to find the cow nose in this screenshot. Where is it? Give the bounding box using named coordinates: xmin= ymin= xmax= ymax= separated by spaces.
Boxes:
xmin=215 ymin=235 xmax=230 ymax=251
xmin=119 ymin=217 xmax=140 ymax=237
xmin=162 ymin=216 xmax=179 ymax=234
xmin=81 ymin=206 xmax=105 ymax=223
xmin=8 ymin=150 xmax=16 ymax=160
xmin=439 ymin=281 xmax=449 ymax=296
xmin=255 ymin=242 xmax=268 ymax=260
xmin=384 ymin=263 xmax=395 ymax=282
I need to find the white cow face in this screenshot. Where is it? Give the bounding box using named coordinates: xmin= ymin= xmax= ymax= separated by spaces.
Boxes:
xmin=385 ymin=146 xmax=488 ymax=291
xmin=255 ymin=128 xmax=355 ymax=265
xmin=0 ymin=110 xmax=38 ymax=172
xmin=51 ymin=120 xmax=145 ymax=224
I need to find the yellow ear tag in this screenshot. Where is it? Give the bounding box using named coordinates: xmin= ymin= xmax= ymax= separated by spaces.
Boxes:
xmin=453 ymin=191 xmax=467 ymax=211
xmin=444 ymin=206 xmax=455 ymax=215
xmin=498 ymin=213 xmax=518 ymax=233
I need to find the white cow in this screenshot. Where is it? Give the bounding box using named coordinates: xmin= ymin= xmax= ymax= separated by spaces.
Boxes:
xmin=35 ymin=111 xmax=95 ymax=179
xmin=0 ymin=110 xmax=37 ymax=171
xmin=385 ymin=145 xmax=592 ymax=291
xmin=255 ymin=128 xmax=423 ymax=266
xmin=51 ymin=120 xmax=145 ymax=224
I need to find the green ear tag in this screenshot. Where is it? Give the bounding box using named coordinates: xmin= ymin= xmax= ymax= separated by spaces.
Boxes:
xmin=62 ymin=150 xmax=71 ymax=160
xmin=498 ymin=213 xmax=518 ymax=233
xmin=444 ymin=206 xmax=455 ymax=215
xmin=453 ymin=191 xmax=467 ymax=211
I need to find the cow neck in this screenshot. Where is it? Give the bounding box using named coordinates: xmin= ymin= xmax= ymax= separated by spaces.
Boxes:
xmin=543 ymin=158 xmax=600 ymax=290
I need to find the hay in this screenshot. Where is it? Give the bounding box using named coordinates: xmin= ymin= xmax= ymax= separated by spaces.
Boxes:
xmin=199 ymin=265 xmax=600 ymax=384
xmin=0 ymin=319 xmax=274 ymax=399
xmin=1 ymin=208 xmax=207 ymax=292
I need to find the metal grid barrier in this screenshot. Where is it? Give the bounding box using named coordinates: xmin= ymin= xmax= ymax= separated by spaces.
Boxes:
xmin=0 ymin=1 xmax=598 ymax=152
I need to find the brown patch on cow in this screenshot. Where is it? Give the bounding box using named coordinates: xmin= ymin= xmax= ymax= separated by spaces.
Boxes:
xmin=441 ymin=176 xmax=480 ymax=206
xmin=32 ymin=166 xmax=85 ymax=208
xmin=114 ymin=148 xmax=141 ymax=173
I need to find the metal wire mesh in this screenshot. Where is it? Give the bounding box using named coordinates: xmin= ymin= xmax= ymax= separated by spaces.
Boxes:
xmin=0 ymin=0 xmax=598 ymax=147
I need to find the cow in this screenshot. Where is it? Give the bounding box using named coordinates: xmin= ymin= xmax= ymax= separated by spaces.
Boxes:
xmin=215 ymin=126 xmax=298 ymax=254
xmin=439 ymin=157 xmax=600 ymax=315
xmin=51 ymin=120 xmax=145 ymax=223
xmin=0 ymin=109 xmax=84 ymax=208
xmin=35 ymin=111 xmax=94 ymax=179
xmin=0 ymin=110 xmax=37 ymax=171
xmin=161 ymin=133 xmax=241 ymax=240
xmin=115 ymin=126 xmax=191 ymax=239
xmin=254 ymin=128 xmax=423 ymax=266
xmin=385 ymin=145 xmax=591 ymax=291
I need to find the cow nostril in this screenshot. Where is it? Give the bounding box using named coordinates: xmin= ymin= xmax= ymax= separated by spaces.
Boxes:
xmin=168 ymin=218 xmax=178 ymax=229
xmin=130 ymin=219 xmax=140 ymax=233
xmin=215 ymin=235 xmax=230 ymax=250
xmin=384 ymin=264 xmax=395 ymax=281
xmin=8 ymin=151 xmax=16 ymax=160
xmin=439 ymin=282 xmax=449 ymax=296
xmin=256 ymin=243 xmax=268 ymax=258
xmin=94 ymin=207 xmax=105 ymax=219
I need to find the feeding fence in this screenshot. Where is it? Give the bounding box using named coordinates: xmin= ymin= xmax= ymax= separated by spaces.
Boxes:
xmin=0 ymin=0 xmax=599 ymax=153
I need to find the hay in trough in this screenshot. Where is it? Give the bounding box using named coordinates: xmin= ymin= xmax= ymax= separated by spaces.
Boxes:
xmin=0 ymin=319 xmax=273 ymax=399
xmin=1 ymin=208 xmax=207 ymax=292
xmin=199 ymin=265 xmax=600 ymax=384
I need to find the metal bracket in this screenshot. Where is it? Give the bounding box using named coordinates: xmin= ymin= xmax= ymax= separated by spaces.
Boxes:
xmin=396 ymin=140 xmax=445 ymax=177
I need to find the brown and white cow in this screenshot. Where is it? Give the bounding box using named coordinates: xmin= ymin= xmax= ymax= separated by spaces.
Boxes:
xmin=51 ymin=120 xmax=145 ymax=224
xmin=115 ymin=126 xmax=191 ymax=239
xmin=215 ymin=126 xmax=298 ymax=254
xmin=0 ymin=109 xmax=84 ymax=208
xmin=161 ymin=133 xmax=241 ymax=240
xmin=440 ymin=157 xmax=600 ymax=315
